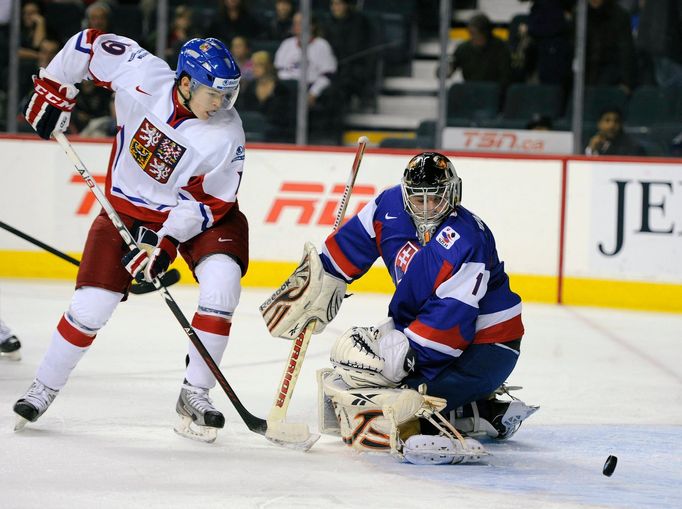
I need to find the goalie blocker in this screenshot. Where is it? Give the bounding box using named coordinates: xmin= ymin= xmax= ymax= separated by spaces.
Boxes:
xmin=260 ymin=242 xmax=347 ymax=340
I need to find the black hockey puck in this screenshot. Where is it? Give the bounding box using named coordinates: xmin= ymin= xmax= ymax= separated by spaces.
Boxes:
xmin=603 ymin=455 xmax=618 ymax=476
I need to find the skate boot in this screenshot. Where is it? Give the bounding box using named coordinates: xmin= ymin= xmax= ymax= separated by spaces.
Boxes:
xmin=489 ymin=398 xmax=539 ymax=440
xmin=0 ymin=321 xmax=21 ymax=361
xmin=13 ymin=379 xmax=59 ymax=431
xmin=174 ymin=381 xmax=225 ymax=443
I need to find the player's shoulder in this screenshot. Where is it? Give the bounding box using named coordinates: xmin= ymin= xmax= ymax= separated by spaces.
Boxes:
xmin=431 ymin=207 xmax=489 ymax=256
xmin=188 ymin=109 xmax=245 ymax=159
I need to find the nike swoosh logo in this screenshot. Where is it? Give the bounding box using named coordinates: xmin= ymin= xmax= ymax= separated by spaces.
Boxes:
xmin=385 ymin=213 xmax=397 ymax=220
xmin=135 ymin=85 xmax=151 ymax=96
xmin=218 ymin=238 xmax=232 ymax=242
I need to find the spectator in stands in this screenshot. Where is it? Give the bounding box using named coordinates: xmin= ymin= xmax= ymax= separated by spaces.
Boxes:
xmin=636 ymin=0 xmax=682 ymax=88
xmin=19 ymin=0 xmax=46 ymax=61
xmin=274 ymin=12 xmax=337 ymax=108
xmin=239 ymin=50 xmax=293 ymax=143
xmin=79 ymin=94 xmax=116 ymax=138
xmin=71 ymin=79 xmax=113 ymax=135
xmin=526 ymin=113 xmax=553 ymax=130
xmin=267 ymin=0 xmax=294 ymax=42
xmin=446 ymin=13 xmax=512 ymax=90
xmin=18 ymin=36 xmax=61 ymax=132
xmin=524 ymin=0 xmax=575 ymax=91
xmin=156 ymin=5 xmax=198 ymax=65
xmin=586 ymin=0 xmax=637 ymax=94
xmin=208 ymin=0 xmax=263 ymax=44
xmin=322 ymin=0 xmax=372 ymax=107
xmin=231 ymin=36 xmax=254 ymax=84
xmin=585 ymin=106 xmax=644 ymax=155
xmin=83 ymin=1 xmax=111 ymax=32
xmin=20 ymin=36 xmax=60 ymax=94
xmin=275 ymin=12 xmax=340 ymax=143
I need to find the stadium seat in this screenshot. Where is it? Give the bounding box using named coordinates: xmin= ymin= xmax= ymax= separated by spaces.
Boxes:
xmin=379 ymin=137 xmax=419 ymax=149
xmin=111 ymin=4 xmax=143 ymax=43
xmin=240 ymin=111 xmax=268 ymax=142
xmin=501 ymin=83 xmax=564 ymax=122
xmin=447 ymin=82 xmax=501 ymax=126
xmin=564 ymin=86 xmax=629 ymax=123
xmin=45 ymin=3 xmax=84 ymax=44
xmin=626 ymin=86 xmax=678 ymax=128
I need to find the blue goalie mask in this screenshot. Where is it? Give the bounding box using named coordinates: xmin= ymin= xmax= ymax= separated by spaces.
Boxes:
xmin=176 ymin=38 xmax=241 ymax=110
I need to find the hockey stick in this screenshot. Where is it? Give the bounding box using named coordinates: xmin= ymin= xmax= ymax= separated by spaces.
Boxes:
xmin=0 ymin=220 xmax=180 ymax=295
xmin=51 ymin=133 xmax=271 ymax=437
xmin=265 ymin=136 xmax=369 ymax=447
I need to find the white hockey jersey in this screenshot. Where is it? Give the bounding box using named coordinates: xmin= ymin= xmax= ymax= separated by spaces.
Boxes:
xmin=46 ymin=30 xmax=246 ymax=243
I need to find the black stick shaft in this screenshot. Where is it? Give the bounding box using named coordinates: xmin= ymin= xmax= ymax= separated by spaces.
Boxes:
xmin=53 ymin=133 xmax=266 ymax=435
xmin=0 ymin=220 xmax=81 ymax=266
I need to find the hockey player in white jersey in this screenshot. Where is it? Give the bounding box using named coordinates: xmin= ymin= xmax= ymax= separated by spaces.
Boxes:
xmin=15 ymin=31 xmax=249 ymax=443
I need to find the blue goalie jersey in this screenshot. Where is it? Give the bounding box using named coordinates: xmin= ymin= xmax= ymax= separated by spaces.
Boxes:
xmin=320 ymin=185 xmax=524 ymax=380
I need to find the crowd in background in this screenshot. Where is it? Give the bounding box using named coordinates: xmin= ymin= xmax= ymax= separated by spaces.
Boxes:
xmin=0 ymin=0 xmax=680 ymax=154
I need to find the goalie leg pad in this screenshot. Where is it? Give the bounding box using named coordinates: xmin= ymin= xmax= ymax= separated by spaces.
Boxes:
xmin=323 ymin=371 xmax=424 ymax=452
xmin=260 ymin=242 xmax=346 ymax=340
xmin=402 ymin=434 xmax=487 ymax=465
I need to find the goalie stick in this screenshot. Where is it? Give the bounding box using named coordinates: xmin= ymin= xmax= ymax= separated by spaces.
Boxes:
xmin=52 ymin=132 xmax=310 ymax=449
xmin=265 ymin=136 xmax=369 ymax=448
xmin=0 ymin=220 xmax=180 ymax=295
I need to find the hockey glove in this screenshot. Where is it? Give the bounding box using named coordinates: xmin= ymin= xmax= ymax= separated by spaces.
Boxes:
xmin=24 ymin=69 xmax=79 ymax=140
xmin=122 ymin=227 xmax=179 ymax=283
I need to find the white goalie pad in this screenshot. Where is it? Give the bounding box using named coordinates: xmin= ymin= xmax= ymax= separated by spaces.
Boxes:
xmin=318 ymin=369 xmax=488 ymax=464
xmin=260 ymin=242 xmax=347 ymax=340
xmin=330 ymin=321 xmax=415 ymax=388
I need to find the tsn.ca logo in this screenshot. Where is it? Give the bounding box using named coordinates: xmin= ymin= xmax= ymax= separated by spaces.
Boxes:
xmin=265 ymin=182 xmax=376 ymax=226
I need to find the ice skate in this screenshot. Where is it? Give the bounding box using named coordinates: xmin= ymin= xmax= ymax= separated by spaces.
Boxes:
xmin=174 ymin=382 xmax=225 ymax=443
xmin=0 ymin=334 xmax=21 ymax=361
xmin=13 ymin=379 xmax=59 ymax=431
xmin=489 ymin=399 xmax=539 ymax=440
xmin=402 ymin=433 xmax=488 ymax=465
xmin=0 ymin=320 xmax=21 ymax=361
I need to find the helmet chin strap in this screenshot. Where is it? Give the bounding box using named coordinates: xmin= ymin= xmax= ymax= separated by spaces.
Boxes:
xmin=176 ymin=82 xmax=195 ymax=114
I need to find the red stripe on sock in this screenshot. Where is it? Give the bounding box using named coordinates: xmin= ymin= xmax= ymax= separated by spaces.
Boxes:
xmin=192 ymin=313 xmax=231 ymax=336
xmin=57 ymin=315 xmax=96 ymax=347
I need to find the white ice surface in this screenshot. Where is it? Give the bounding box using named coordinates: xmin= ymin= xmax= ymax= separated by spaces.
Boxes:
xmin=0 ymin=279 xmax=680 ymax=509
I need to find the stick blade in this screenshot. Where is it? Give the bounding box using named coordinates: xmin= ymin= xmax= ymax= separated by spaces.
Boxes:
xmin=265 ymin=419 xmax=320 ymax=451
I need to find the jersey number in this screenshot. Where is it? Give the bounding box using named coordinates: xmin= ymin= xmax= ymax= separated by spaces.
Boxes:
xmin=472 ymin=273 xmax=483 ymax=296
xmin=102 ymin=40 xmax=128 ymax=55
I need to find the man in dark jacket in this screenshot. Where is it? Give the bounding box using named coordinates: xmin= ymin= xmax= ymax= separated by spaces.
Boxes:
xmin=585 ymin=106 xmax=645 ymax=156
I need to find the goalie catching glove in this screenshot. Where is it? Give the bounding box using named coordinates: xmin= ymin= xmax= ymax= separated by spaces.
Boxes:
xmin=260 ymin=242 xmax=347 ymax=340
xmin=330 ymin=319 xmax=415 ymax=388
xmin=24 ymin=69 xmax=79 ymax=140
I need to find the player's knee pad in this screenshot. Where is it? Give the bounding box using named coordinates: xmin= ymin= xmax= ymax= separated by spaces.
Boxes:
xmin=195 ymin=254 xmax=242 ymax=316
xmin=68 ymin=286 xmax=122 ymax=332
